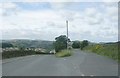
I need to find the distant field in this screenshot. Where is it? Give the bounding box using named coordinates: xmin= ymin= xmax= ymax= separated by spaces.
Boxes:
xmin=83 ymin=42 xmax=119 ymax=62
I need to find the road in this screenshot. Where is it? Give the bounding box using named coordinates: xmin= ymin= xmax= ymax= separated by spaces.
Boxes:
xmin=2 ymin=49 xmax=118 ymax=76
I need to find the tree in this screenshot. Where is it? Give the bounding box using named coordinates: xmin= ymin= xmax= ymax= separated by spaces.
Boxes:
xmin=54 ymin=35 xmax=70 ymax=52
xmin=80 ymin=40 xmax=89 ymax=50
xmin=2 ymin=43 xmax=13 ymax=48
xmin=72 ymin=41 xmax=80 ymax=48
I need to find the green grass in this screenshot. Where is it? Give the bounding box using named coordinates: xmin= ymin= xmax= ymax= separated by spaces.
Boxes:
xmin=55 ymin=49 xmax=72 ymax=57
xmin=83 ymin=43 xmax=119 ymax=61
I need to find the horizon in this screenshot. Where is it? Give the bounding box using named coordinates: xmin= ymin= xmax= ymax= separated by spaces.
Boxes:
xmin=1 ymin=38 xmax=118 ymax=43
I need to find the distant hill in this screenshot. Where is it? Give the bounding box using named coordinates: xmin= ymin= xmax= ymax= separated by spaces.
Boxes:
xmin=1 ymin=39 xmax=54 ymax=50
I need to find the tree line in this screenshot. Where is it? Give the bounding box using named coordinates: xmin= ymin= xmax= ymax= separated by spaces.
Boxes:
xmin=54 ymin=35 xmax=89 ymax=52
xmin=72 ymin=40 xmax=89 ymax=50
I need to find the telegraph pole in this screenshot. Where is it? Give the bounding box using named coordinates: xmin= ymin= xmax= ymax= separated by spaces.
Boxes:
xmin=66 ymin=20 xmax=68 ymax=49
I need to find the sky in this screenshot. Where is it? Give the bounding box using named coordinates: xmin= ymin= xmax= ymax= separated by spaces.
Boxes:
xmin=0 ymin=1 xmax=118 ymax=42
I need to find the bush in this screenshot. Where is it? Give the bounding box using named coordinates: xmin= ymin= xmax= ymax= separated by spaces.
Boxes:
xmin=80 ymin=40 xmax=89 ymax=50
xmin=91 ymin=45 xmax=102 ymax=52
xmin=72 ymin=41 xmax=80 ymax=48
xmin=55 ymin=50 xmax=72 ymax=57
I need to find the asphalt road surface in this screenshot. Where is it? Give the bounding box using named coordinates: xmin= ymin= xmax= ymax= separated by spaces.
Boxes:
xmin=2 ymin=49 xmax=118 ymax=76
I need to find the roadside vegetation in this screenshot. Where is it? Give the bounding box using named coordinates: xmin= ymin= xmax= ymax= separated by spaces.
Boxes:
xmin=2 ymin=49 xmax=55 ymax=59
xmin=2 ymin=50 xmax=36 ymax=59
xmin=2 ymin=37 xmax=119 ymax=61
xmin=83 ymin=42 xmax=119 ymax=61
xmin=54 ymin=35 xmax=72 ymax=57
xmin=54 ymin=35 xmax=69 ymax=52
xmin=55 ymin=49 xmax=72 ymax=57
xmin=72 ymin=41 xmax=80 ymax=48
xmin=80 ymin=40 xmax=89 ymax=50
xmin=72 ymin=40 xmax=89 ymax=50
xmin=72 ymin=40 xmax=119 ymax=62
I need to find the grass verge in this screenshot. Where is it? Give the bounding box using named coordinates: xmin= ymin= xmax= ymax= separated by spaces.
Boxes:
xmin=83 ymin=43 xmax=119 ymax=62
xmin=55 ymin=49 xmax=72 ymax=57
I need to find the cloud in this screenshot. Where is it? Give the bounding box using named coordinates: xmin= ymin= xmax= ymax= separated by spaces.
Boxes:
xmin=106 ymin=6 xmax=118 ymax=16
xmin=1 ymin=2 xmax=17 ymax=9
xmin=1 ymin=2 xmax=118 ymax=42
xmin=50 ymin=2 xmax=67 ymax=9
xmin=102 ymin=0 xmax=119 ymax=2
xmin=1 ymin=2 xmax=20 ymax=16
xmin=85 ymin=8 xmax=97 ymax=17
xmin=1 ymin=0 xmax=119 ymax=2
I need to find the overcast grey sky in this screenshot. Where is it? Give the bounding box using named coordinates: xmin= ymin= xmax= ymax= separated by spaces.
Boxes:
xmin=0 ymin=1 xmax=118 ymax=42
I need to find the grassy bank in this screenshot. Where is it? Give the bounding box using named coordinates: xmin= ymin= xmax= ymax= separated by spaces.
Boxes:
xmin=55 ymin=49 xmax=72 ymax=57
xmin=83 ymin=43 xmax=119 ymax=61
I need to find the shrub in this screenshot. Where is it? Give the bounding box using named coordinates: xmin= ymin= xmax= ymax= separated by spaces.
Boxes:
xmin=72 ymin=41 xmax=80 ymax=48
xmin=92 ymin=44 xmax=102 ymax=52
xmin=80 ymin=40 xmax=89 ymax=50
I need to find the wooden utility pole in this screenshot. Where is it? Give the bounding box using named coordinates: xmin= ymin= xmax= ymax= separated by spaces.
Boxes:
xmin=66 ymin=20 xmax=68 ymax=49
